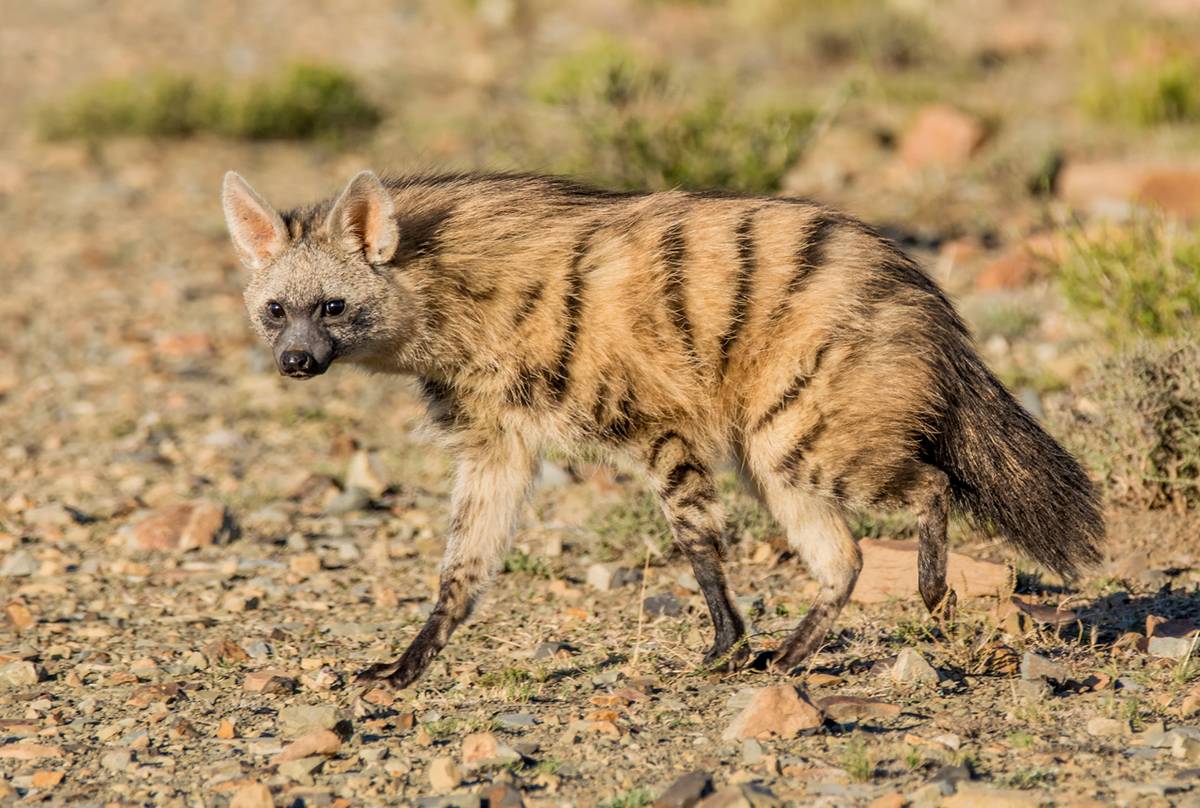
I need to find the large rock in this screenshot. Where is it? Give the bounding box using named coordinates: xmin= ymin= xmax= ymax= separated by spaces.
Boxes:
xmin=852 ymin=539 xmax=1012 ymax=604
xmin=1058 ymin=162 xmax=1200 ymax=219
xmin=128 ymin=500 xmax=233 ymax=552
xmin=891 ymin=648 xmax=939 ymax=686
xmin=655 ymin=771 xmax=714 ymax=808
xmin=721 ymin=685 xmax=823 ymax=741
xmin=898 ymin=105 xmax=986 ymax=171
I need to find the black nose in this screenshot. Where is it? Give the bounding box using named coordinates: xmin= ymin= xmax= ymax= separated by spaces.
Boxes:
xmin=280 ymin=350 xmax=315 ymax=375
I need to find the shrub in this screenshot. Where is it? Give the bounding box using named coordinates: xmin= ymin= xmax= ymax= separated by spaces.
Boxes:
xmin=1058 ymin=340 xmax=1200 ymax=512
xmin=1082 ymin=57 xmax=1200 ymax=126
xmin=1058 ymin=218 xmax=1200 ymax=343
xmin=37 ymin=63 xmax=381 ymax=142
xmin=532 ymin=40 xmax=814 ymax=193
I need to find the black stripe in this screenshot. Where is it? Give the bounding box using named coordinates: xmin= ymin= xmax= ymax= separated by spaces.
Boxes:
xmin=776 ymin=415 xmax=827 ymax=478
xmin=769 ymin=212 xmax=839 ymax=325
xmin=507 ymin=366 xmax=540 ymax=407
xmin=675 ymin=487 xmax=717 ymax=512
xmin=717 ymin=209 xmax=759 ymax=374
xmin=420 ymin=378 xmax=464 ymax=430
xmin=599 ymin=385 xmax=639 ymax=443
xmin=547 ymin=225 xmax=597 ymax=402
xmin=511 ymin=280 xmax=545 ymax=330
xmin=830 ymin=474 xmax=849 ymax=502
xmin=752 ymin=343 xmax=830 ymax=432
xmin=663 ymin=462 xmax=705 ymax=500
xmin=659 ymin=221 xmax=697 ymax=362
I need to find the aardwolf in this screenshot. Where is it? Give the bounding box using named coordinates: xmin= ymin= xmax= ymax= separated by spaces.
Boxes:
xmin=222 ymin=169 xmax=1103 ymax=689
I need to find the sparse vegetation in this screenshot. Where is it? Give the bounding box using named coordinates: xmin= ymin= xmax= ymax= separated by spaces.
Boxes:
xmin=841 ymin=737 xmax=875 ymax=782
xmin=38 ymin=63 xmax=381 ymax=142
xmin=1059 ymin=340 xmax=1200 ymax=511
xmin=1082 ymin=57 xmax=1200 ymax=126
xmin=532 ymin=39 xmax=814 ymax=192
xmin=1058 ymin=218 xmax=1200 ymax=342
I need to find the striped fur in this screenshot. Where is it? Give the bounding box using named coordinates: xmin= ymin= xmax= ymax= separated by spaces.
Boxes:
xmin=223 ymin=170 xmax=1105 ymax=689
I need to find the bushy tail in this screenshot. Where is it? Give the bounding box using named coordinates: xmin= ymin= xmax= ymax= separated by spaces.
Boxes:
xmin=929 ymin=353 xmax=1104 ymax=578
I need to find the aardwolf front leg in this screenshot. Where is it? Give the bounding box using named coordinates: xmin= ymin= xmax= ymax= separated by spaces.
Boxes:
xmin=358 ymin=434 xmax=536 ymax=689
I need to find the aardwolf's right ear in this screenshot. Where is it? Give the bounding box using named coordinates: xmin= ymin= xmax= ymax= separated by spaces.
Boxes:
xmin=222 ymin=171 xmax=288 ymax=271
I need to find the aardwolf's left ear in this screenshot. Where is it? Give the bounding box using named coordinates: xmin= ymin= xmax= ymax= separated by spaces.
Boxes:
xmin=222 ymin=171 xmax=289 ymax=271
xmin=325 ymin=171 xmax=398 ymax=265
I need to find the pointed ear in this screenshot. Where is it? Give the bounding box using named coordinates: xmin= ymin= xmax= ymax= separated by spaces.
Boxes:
xmin=324 ymin=171 xmax=398 ymax=265
xmin=222 ymin=171 xmax=288 ymax=270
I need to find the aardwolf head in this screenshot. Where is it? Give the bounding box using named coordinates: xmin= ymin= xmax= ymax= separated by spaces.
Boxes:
xmin=221 ymin=170 xmax=412 ymax=378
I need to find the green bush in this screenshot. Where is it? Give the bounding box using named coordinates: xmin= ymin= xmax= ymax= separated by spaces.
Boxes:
xmin=1058 ymin=341 xmax=1200 ymax=511
xmin=37 ymin=63 xmax=381 ymax=142
xmin=532 ymin=40 xmax=814 ymax=193
xmin=1082 ymin=57 xmax=1200 ymax=126
xmin=1058 ymin=218 xmax=1200 ymax=343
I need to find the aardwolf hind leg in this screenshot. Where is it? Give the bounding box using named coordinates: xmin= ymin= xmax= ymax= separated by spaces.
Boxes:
xmin=912 ymin=465 xmax=956 ymax=620
xmin=357 ymin=435 xmax=536 ymax=689
xmin=758 ymin=478 xmax=861 ymax=674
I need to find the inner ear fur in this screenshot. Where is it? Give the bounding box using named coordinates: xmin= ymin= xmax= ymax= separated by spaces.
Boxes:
xmin=222 ymin=171 xmax=288 ymax=270
xmin=324 ymin=170 xmax=399 ymax=265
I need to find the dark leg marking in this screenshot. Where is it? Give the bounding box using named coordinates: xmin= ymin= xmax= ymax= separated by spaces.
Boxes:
xmin=511 ymin=280 xmax=545 ymax=330
xmin=716 ymin=208 xmax=760 ymax=375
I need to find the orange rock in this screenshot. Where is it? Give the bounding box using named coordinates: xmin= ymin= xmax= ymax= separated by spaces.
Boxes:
xmin=5 ymin=601 xmax=34 ymax=632
xmin=31 ymin=770 xmax=64 ymax=788
xmin=130 ymin=500 xmax=231 ymax=552
xmin=0 ymin=742 xmax=64 ymax=760
xmin=1059 ymin=161 xmax=1200 ymax=219
xmin=722 ymin=685 xmax=824 ymax=740
xmin=229 ymin=781 xmax=274 ymax=808
xmin=217 ymin=718 xmax=237 ymax=739
xmin=243 ymin=670 xmax=296 ymax=694
xmin=898 ymin=105 xmax=986 ymax=171
xmin=975 ymin=251 xmax=1040 ymax=291
xmin=852 ymin=539 xmax=1013 ymax=604
xmin=272 ymin=729 xmax=342 ymax=765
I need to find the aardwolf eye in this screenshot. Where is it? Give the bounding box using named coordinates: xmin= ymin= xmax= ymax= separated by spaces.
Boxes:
xmin=323 ymin=299 xmax=346 ymax=317
xmin=267 ymin=301 xmax=285 ymax=319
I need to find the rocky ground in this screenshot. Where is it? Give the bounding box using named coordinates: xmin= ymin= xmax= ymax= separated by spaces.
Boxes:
xmin=3 ymin=1 xmax=1200 ymax=806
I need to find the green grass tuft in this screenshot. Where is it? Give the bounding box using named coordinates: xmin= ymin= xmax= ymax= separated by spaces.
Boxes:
xmin=532 ymin=39 xmax=814 ymax=193
xmin=1082 ymin=57 xmax=1200 ymax=126
xmin=1058 ymin=218 xmax=1200 ymax=343
xmin=37 ymin=63 xmax=381 ymax=142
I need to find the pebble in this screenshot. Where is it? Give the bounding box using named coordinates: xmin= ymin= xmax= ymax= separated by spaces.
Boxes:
xmin=644 ymin=592 xmax=684 ymax=618
xmin=428 ymin=756 xmax=462 ymax=792
xmin=479 ymin=782 xmax=526 ymax=808
xmin=655 ymin=770 xmax=714 ymax=807
xmin=942 ymin=784 xmax=1040 ymax=807
xmin=495 ymin=713 xmax=537 ymax=730
xmin=278 ymin=755 xmax=325 ymax=780
xmin=1086 ymin=717 xmax=1126 ymax=737
xmin=278 ymin=704 xmax=347 ymax=737
xmin=0 ymin=660 xmax=43 ymax=688
xmin=273 ymin=729 xmax=342 ymax=764
xmin=741 ymin=738 xmax=764 ymax=766
xmin=243 ymin=670 xmax=297 ymax=693
xmin=229 ymin=782 xmax=275 ymax=808
xmin=101 ymin=749 xmax=133 ymax=772
xmin=891 ymin=648 xmax=939 ymax=686
xmin=461 ymin=732 xmax=521 ymax=768
xmin=1019 ymin=651 xmax=1068 ymax=684
xmin=1148 ymin=636 xmax=1198 ymax=660
xmin=533 ymin=641 xmax=574 ymax=660
xmin=0 ymin=549 xmax=38 ymax=577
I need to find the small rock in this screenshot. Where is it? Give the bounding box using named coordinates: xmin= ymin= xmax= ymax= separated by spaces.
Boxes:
xmin=1086 ymin=717 xmax=1127 ymax=738
xmin=128 ymin=500 xmax=233 ymax=552
xmin=495 ymin=713 xmax=537 ymax=730
xmin=30 ymin=770 xmax=64 ymax=789
xmin=325 ymin=487 xmax=371 ymax=516
xmin=1149 ymin=636 xmax=1198 ymax=660
xmin=278 ymin=704 xmax=347 ymax=738
xmin=278 ymin=755 xmax=324 ymax=780
xmin=345 ymin=450 xmax=388 ymax=497
xmin=0 ymin=660 xmax=44 ymax=688
xmin=0 ymin=549 xmax=37 ymax=577
xmin=429 ymin=756 xmax=463 ymax=793
xmin=741 ymin=738 xmax=764 ymax=766
xmin=1019 ymin=652 xmax=1069 ymax=684
xmin=868 ymin=794 xmax=906 ymax=808
xmin=722 ymin=685 xmax=824 ymax=741
xmin=696 ymin=783 xmax=780 ymax=808
xmin=273 ymin=729 xmax=342 ymax=764
xmin=461 ymin=732 xmax=520 ymax=768
xmin=101 ymin=749 xmax=133 ymax=772
xmin=0 ymin=743 xmax=64 ymax=760
xmin=479 ymin=782 xmax=525 ymax=808
xmin=818 ymin=696 xmax=902 ymax=723
xmin=229 ymin=782 xmax=275 ymax=808
xmin=654 ymin=770 xmax=714 ymax=808
xmin=644 ymin=592 xmax=684 ymax=618
xmin=533 ymin=641 xmax=574 ymax=660
xmin=217 ymin=718 xmax=237 ymax=739
xmin=942 ymin=784 xmax=1040 ymax=807
xmin=891 ymin=648 xmax=939 ymax=686
xmin=587 ymin=562 xmax=617 ymax=592
xmin=898 ymin=104 xmax=986 ymax=171
xmin=243 ymin=670 xmax=296 ymax=694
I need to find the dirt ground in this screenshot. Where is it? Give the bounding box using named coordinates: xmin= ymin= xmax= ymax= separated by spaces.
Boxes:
xmin=2 ymin=1 xmax=1200 ymax=806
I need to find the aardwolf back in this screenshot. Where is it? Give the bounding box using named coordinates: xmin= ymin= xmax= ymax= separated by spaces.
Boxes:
xmin=222 ymin=170 xmax=1104 ymax=687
